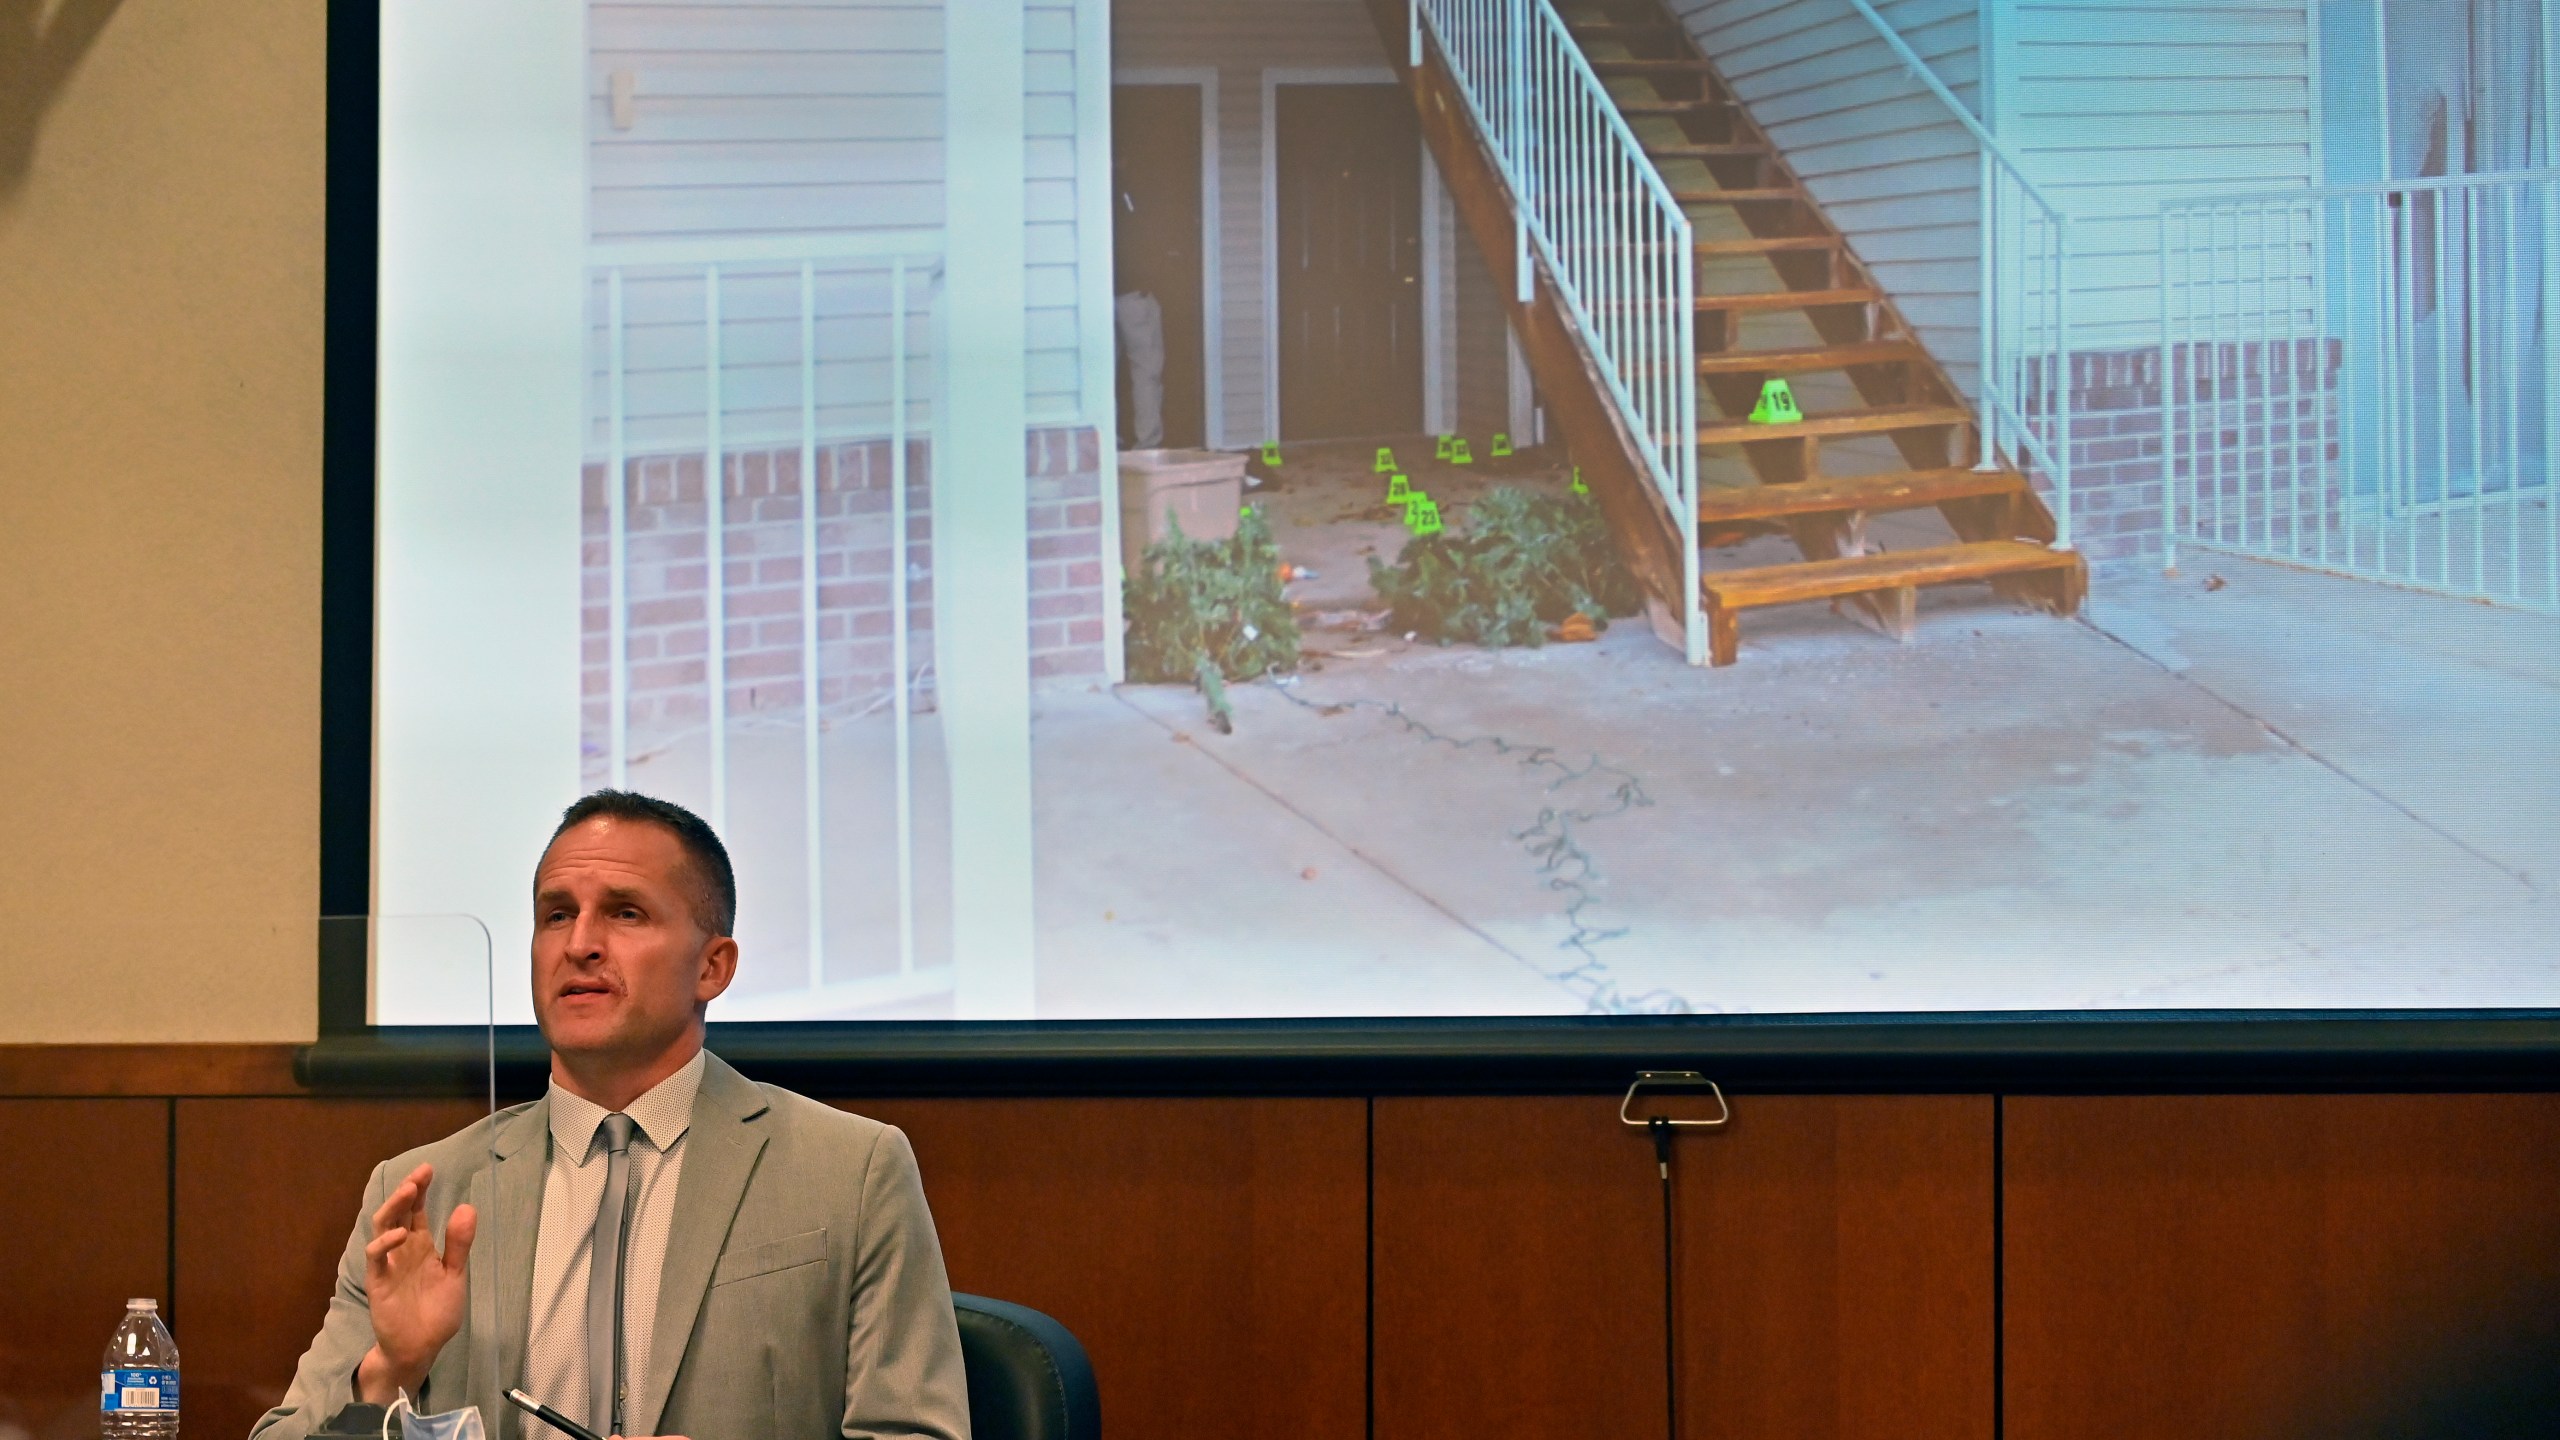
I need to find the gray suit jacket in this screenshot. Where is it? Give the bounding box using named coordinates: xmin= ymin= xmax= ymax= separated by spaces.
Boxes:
xmin=250 ymin=1053 xmax=971 ymax=1440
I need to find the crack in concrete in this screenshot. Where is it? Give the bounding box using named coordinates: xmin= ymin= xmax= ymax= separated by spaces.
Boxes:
xmin=1115 ymin=677 xmax=1694 ymax=1014
xmin=1256 ymin=676 xmax=1695 ymax=1015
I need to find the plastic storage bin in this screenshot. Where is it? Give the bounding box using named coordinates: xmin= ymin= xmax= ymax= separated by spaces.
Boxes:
xmin=1118 ymin=448 xmax=1247 ymax=573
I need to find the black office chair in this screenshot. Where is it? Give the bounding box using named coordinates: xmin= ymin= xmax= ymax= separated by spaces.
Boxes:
xmin=952 ymin=1293 xmax=1101 ymax=1440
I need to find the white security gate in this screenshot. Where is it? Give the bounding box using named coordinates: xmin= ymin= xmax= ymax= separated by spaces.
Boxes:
xmin=586 ymin=236 xmax=959 ymax=1016
xmin=2161 ymin=171 xmax=2558 ymax=610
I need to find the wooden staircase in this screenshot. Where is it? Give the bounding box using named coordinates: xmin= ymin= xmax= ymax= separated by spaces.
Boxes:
xmin=1367 ymin=0 xmax=2083 ymax=664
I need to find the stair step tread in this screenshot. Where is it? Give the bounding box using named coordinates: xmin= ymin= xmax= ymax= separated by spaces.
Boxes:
xmin=1557 ymin=232 xmax=1833 ymax=258
xmin=1695 ymin=338 xmax=1918 ymax=373
xmin=1614 ymin=98 xmax=1738 ymax=114
xmin=1693 ymin=468 xmax=2025 ymax=521
xmin=1644 ymin=142 xmax=1766 ymax=159
xmin=1691 ymin=233 xmax=1841 ymax=255
xmin=1669 ymin=187 xmax=1799 ymax=203
xmin=1692 ymin=285 xmax=1877 ymax=312
xmin=1565 ymin=20 xmax=1686 ymax=37
xmin=1587 ymin=57 xmax=1718 ymax=74
xmin=1557 ymin=185 xmax=1793 ymax=205
xmin=1594 ymin=286 xmax=1874 ymax=317
xmin=1705 ymin=540 xmax=2074 ymax=609
xmin=1696 ymin=402 xmax=1971 ymax=444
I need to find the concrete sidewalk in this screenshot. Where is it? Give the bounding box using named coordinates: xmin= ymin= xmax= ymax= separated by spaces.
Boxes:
xmin=1028 ymin=553 xmax=2557 ymax=1015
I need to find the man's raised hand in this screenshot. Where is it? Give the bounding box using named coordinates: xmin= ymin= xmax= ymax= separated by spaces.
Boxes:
xmin=355 ymin=1163 xmax=476 ymax=1403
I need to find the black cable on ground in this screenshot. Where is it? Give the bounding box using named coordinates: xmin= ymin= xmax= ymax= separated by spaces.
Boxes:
xmin=1257 ymin=672 xmax=1693 ymax=1014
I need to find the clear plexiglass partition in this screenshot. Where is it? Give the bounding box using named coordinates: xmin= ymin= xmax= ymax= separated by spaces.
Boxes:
xmin=376 ymin=912 xmax=504 ymax=1424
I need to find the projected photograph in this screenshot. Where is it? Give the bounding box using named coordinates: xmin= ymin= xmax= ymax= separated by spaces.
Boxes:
xmin=370 ymin=0 xmax=2557 ymax=1024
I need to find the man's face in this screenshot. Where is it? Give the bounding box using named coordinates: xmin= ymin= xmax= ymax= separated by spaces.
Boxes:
xmin=531 ymin=816 xmax=737 ymax=1065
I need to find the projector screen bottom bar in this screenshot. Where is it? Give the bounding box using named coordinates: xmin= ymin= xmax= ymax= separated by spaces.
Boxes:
xmin=295 ymin=1013 xmax=2560 ymax=1097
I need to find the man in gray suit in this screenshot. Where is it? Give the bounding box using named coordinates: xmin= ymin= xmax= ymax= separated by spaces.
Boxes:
xmin=253 ymin=792 xmax=972 ymax=1440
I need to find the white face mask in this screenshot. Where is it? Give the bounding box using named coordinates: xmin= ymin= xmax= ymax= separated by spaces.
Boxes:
xmin=387 ymin=1394 xmax=489 ymax=1440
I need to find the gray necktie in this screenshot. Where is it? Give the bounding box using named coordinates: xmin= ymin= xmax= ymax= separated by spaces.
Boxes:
xmin=588 ymin=1114 xmax=639 ymax=1436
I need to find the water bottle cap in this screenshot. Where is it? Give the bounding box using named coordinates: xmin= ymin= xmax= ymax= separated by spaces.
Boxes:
xmin=127 ymin=1299 xmax=157 ymax=1310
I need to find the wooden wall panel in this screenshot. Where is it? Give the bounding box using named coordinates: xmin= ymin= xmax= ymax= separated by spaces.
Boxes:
xmin=1675 ymin=1095 xmax=1994 ymax=1440
xmin=850 ymin=1097 xmax=1367 ymax=1440
xmin=2006 ymin=1094 xmax=2560 ymax=1440
xmin=173 ymin=1099 xmax=484 ymax=1440
xmin=0 ymin=1046 xmax=303 ymax=1098
xmin=44 ymin=1074 xmax=2548 ymax=1440
xmin=0 ymin=1100 xmax=169 ymax=1440
xmin=1373 ymin=1095 xmax=1669 ymax=1440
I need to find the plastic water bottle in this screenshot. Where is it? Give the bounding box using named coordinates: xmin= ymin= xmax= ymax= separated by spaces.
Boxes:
xmin=101 ymin=1298 xmax=181 ymax=1438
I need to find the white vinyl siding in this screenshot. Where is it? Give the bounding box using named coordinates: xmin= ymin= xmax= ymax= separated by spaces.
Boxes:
xmin=1998 ymin=0 xmax=2321 ymax=347
xmin=1674 ymin=0 xmax=1988 ymax=387
xmin=586 ymin=0 xmax=1091 ymax=457
xmin=1027 ymin=0 xmax=1088 ymax=422
xmin=1452 ymin=213 xmax=1515 ymax=434
xmin=592 ymin=266 xmax=939 ymax=459
xmin=1216 ymin=71 xmax=1270 ymax=446
xmin=1671 ymin=0 xmax=2317 ymax=375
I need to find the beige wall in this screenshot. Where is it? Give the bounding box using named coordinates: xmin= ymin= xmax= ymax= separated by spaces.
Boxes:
xmin=0 ymin=0 xmax=324 ymax=1041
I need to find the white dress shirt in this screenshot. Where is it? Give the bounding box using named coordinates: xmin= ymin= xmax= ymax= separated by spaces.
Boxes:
xmin=520 ymin=1051 xmax=705 ymax=1437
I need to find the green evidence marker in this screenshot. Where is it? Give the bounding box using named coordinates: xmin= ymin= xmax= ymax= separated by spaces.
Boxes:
xmin=1373 ymin=445 xmax=1397 ymax=473
xmin=1747 ymin=377 xmax=1803 ymax=425
xmin=1434 ymin=434 xmax=1455 ymax=461
xmin=1407 ymin=496 xmax=1444 ymax=536
xmin=1384 ymin=473 xmax=1413 ymax=506
xmin=1260 ymin=441 xmax=1283 ymax=466
xmin=1570 ymin=466 xmax=1589 ymax=495
xmin=1490 ymin=432 xmax=1513 ymax=458
xmin=1449 ymin=437 xmax=1474 ymax=465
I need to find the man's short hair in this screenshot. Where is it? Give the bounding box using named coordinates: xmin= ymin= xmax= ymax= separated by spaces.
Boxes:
xmin=547 ymin=790 xmax=737 ymax=938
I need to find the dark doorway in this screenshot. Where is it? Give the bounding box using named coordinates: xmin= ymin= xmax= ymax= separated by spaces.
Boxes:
xmin=1275 ymin=84 xmax=1423 ymax=441
xmin=1111 ymin=84 xmax=1206 ymax=450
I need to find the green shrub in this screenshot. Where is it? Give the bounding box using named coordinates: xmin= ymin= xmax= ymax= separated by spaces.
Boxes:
xmin=1368 ymin=487 xmax=1640 ymax=647
xmin=1123 ymin=506 xmax=1301 ymax=683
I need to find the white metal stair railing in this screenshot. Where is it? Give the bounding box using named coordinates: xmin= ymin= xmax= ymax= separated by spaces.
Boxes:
xmin=1840 ymin=0 xmax=2075 ymax=551
xmin=586 ymin=231 xmax=953 ymax=1015
xmin=1407 ymin=0 xmax=1703 ymax=663
xmin=2161 ymin=171 xmax=2559 ymax=612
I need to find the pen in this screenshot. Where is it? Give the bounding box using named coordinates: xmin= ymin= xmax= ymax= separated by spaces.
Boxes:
xmin=502 ymin=1388 xmax=608 ymax=1440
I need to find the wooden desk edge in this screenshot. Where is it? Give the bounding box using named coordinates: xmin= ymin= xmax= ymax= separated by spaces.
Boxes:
xmin=0 ymin=1044 xmax=309 ymax=1097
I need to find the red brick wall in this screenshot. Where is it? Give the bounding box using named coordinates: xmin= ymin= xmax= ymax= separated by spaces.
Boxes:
xmin=1026 ymin=427 xmax=1109 ymax=680
xmin=579 ymin=426 xmax=1105 ymax=763
xmin=2027 ymin=340 xmax=2340 ymax=572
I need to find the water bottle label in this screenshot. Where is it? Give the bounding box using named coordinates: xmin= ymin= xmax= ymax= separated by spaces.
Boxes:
xmin=101 ymin=1369 xmax=180 ymax=1412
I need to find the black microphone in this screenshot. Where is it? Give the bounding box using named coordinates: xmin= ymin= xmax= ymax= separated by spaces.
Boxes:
xmin=503 ymin=1388 xmax=608 ymax=1440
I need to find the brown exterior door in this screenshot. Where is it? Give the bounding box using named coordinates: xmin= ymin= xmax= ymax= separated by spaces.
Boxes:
xmin=1275 ymin=84 xmax=1424 ymax=441
xmin=1111 ymin=84 xmax=1208 ymax=449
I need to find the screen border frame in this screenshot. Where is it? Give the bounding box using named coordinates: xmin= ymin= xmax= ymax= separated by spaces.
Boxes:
xmin=314 ymin=0 xmax=2560 ymax=1092
xmin=318 ymin=0 xmax=378 ymax=1037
